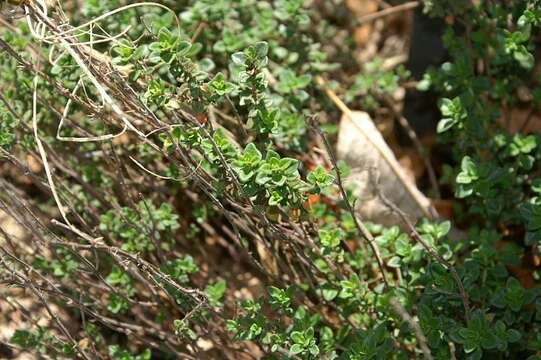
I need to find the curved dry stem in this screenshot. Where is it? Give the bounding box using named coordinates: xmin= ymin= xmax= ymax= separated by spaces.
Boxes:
xmin=40 ymin=24 xmax=132 ymax=47
xmin=32 ymin=75 xmax=72 ymax=226
xmin=25 ymin=2 xmax=145 ymax=141
xmin=57 ymin=78 xmax=128 ymax=142
xmin=41 ymin=2 xmax=180 ymax=40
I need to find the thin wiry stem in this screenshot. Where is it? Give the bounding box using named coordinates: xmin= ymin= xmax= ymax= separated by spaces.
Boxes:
xmin=310 ymin=116 xmax=390 ymax=290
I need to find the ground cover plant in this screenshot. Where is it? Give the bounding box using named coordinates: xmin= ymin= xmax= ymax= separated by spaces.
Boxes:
xmin=1 ymin=0 xmax=541 ymax=359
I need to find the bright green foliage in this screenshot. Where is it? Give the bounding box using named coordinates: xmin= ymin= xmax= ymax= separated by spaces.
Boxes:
xmin=106 ymin=267 xmax=134 ymax=314
xmin=161 ymin=255 xmax=199 ymax=283
xmin=318 ymin=228 xmax=343 ymax=249
xmin=437 ymin=97 xmax=467 ymax=133
xmin=307 ymin=165 xmax=335 ymax=194
xmin=32 ymin=247 xmax=78 ymax=278
xmin=289 ymin=327 xmax=319 ymax=356
xmin=0 ymin=103 xmax=17 ymax=150
xmin=109 ymin=345 xmax=151 ymax=360
xmin=232 ymin=143 xmax=263 ymax=183
xmin=272 ymin=112 xmax=307 ymax=151
xmin=231 ymin=144 xmax=306 ymax=206
xmin=99 ymin=201 xmax=180 ymax=253
xmin=4 ymin=0 xmax=541 ymax=359
xmin=268 ymin=286 xmax=293 ymax=312
xmin=275 ymin=69 xmax=311 ymax=103
xmin=173 ymin=319 xmax=197 ymax=340
xmin=346 ymin=58 xmax=410 ymax=110
xmin=205 ymin=279 xmax=227 ymax=308
xmin=208 ymin=72 xmax=235 ymax=96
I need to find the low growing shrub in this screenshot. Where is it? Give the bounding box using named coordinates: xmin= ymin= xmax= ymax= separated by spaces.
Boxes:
xmin=0 ymin=0 xmax=541 ymax=359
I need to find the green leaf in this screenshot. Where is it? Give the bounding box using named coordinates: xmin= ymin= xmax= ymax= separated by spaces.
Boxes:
xmin=437 ymin=117 xmax=458 ymax=133
xmin=10 ymin=330 xmax=40 ymax=349
xmin=531 ymin=179 xmax=541 ymax=194
xmin=291 ymin=331 xmax=304 ymax=344
xmin=507 ymin=329 xmax=521 ymax=343
xmin=307 ymin=165 xmax=335 ymax=192
xmin=321 ymin=286 xmax=339 ymax=301
xmin=290 ymin=343 xmax=304 ymax=355
xmin=456 ymin=156 xmax=478 ymax=184
xmin=268 ymin=191 xmax=284 ymax=206
xmin=514 ymin=47 xmax=534 ymax=69
xmin=209 ymin=72 xmax=235 ymax=96
xmin=437 ymin=221 xmax=451 ymax=238
xmin=387 ymin=256 xmax=401 ymax=268
xmin=318 ymin=228 xmax=344 ymax=248
xmin=205 ymin=279 xmax=227 ymax=307
xmin=254 ymin=41 xmax=269 ymax=59
xmin=280 ymin=158 xmax=299 ymax=175
xmin=232 ymin=52 xmax=247 ymax=65
xmin=438 ymin=97 xmax=466 ymax=133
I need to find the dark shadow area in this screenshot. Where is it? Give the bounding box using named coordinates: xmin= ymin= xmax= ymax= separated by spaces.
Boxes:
xmin=403 ymin=9 xmax=447 ymax=136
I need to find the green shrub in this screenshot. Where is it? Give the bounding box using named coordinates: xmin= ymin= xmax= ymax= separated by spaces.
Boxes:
xmin=1 ymin=0 xmax=541 ymax=359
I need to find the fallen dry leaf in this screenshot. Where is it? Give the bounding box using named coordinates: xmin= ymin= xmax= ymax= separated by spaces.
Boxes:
xmin=337 ymin=111 xmax=437 ymax=228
